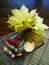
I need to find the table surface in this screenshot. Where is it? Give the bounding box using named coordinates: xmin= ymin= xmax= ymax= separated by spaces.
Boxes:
xmin=0 ymin=29 xmax=49 ymax=65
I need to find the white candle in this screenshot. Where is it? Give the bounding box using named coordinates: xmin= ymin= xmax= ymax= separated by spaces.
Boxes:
xmin=23 ymin=41 xmax=35 ymax=52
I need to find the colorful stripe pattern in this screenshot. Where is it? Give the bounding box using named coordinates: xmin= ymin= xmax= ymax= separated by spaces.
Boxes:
xmin=3 ymin=33 xmax=25 ymax=58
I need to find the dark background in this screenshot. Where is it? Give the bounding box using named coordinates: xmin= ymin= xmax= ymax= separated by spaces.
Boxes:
xmin=0 ymin=0 xmax=35 ymax=9
xmin=0 ymin=0 xmax=49 ymax=18
xmin=0 ymin=0 xmax=41 ymax=9
xmin=0 ymin=0 xmax=49 ymax=8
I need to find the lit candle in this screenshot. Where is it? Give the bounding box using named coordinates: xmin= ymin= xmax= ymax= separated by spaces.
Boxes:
xmin=23 ymin=41 xmax=35 ymax=52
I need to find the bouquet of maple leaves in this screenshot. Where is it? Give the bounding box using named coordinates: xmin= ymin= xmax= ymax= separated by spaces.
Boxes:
xmin=7 ymin=5 xmax=48 ymax=42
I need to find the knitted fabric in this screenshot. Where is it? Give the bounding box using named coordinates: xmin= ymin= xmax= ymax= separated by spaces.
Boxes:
xmin=0 ymin=30 xmax=49 ymax=65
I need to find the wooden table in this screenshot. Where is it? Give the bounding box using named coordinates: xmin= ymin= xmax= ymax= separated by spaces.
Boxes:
xmin=0 ymin=8 xmax=49 ymax=36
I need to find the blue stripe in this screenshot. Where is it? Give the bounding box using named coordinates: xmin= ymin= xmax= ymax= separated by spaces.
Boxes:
xmin=11 ymin=33 xmax=18 ymax=40
xmin=42 ymin=0 xmax=49 ymax=8
xmin=8 ymin=0 xmax=35 ymax=9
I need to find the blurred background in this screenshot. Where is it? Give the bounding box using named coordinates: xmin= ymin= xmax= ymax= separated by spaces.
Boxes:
xmin=0 ymin=0 xmax=49 ymax=8
xmin=0 ymin=0 xmax=49 ymax=35
xmin=0 ymin=0 xmax=49 ymax=18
